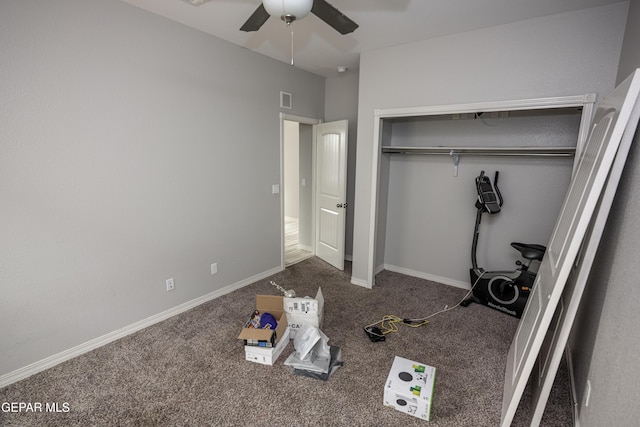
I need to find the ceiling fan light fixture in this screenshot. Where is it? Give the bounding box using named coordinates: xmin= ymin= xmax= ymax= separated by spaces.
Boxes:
xmin=263 ymin=0 xmax=313 ymax=23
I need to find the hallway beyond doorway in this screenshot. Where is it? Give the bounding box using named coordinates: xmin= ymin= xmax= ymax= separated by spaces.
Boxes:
xmin=285 ymin=216 xmax=312 ymax=266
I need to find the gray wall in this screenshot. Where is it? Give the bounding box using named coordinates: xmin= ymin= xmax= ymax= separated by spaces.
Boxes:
xmin=0 ymin=0 xmax=324 ymax=377
xmin=570 ymin=0 xmax=640 ymax=424
xmin=351 ymin=3 xmax=629 ymax=286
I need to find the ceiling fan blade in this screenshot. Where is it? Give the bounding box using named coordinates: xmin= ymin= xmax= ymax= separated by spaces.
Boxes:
xmin=240 ymin=3 xmax=270 ymax=32
xmin=311 ymin=0 xmax=358 ymax=35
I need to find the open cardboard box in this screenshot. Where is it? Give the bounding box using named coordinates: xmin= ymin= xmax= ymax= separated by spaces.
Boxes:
xmin=244 ymin=326 xmax=290 ymax=365
xmin=237 ymin=295 xmax=288 ymax=348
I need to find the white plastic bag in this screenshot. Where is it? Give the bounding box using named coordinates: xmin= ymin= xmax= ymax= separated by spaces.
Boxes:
xmin=284 ymin=324 xmax=332 ymax=374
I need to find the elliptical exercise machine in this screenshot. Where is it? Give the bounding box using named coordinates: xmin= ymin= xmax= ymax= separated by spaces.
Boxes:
xmin=460 ymin=171 xmax=546 ymax=318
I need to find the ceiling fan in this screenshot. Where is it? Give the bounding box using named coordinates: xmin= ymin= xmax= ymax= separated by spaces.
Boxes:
xmin=240 ymin=0 xmax=358 ymax=35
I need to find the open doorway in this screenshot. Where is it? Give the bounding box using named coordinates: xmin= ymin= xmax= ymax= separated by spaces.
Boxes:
xmin=283 ymin=118 xmax=314 ymax=266
xmin=280 ymin=114 xmax=349 ymax=270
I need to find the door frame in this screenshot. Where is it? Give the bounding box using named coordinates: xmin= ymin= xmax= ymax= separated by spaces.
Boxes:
xmin=279 ymin=113 xmax=322 ymax=269
xmin=366 ymin=94 xmax=596 ymax=288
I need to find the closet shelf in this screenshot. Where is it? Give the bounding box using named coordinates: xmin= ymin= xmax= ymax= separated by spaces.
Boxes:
xmin=381 ymin=146 xmax=576 ymax=157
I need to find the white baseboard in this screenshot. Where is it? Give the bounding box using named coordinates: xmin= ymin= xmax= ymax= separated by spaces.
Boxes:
xmin=0 ymin=266 xmax=282 ymax=388
xmin=350 ymin=264 xmax=468 ymax=291
xmin=298 ymin=244 xmax=313 ymax=252
xmin=565 ymin=346 xmax=579 ymax=427
xmin=375 ymin=263 xmax=385 ymax=275
xmin=350 ymin=276 xmax=372 ymax=289
xmin=382 ymin=264 xmax=471 ymax=290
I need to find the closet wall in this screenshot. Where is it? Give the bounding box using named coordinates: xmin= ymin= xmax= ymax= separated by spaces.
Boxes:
xmin=351 ymin=2 xmax=629 ymax=287
xmin=568 ymin=3 xmax=640 ymax=423
xmin=377 ymin=106 xmax=585 ymax=287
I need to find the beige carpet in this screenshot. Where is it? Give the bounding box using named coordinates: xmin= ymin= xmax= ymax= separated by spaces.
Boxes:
xmin=0 ymin=258 xmax=572 ymax=426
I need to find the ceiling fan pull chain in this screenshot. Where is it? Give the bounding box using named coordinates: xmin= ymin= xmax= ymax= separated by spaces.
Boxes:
xmin=290 ymin=27 xmax=294 ymax=66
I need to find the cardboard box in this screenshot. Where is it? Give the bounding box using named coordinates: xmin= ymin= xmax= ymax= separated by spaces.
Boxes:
xmin=237 ymin=295 xmax=288 ymax=348
xmin=244 ymin=326 xmax=290 ymax=365
xmin=283 ymin=287 xmax=324 ymax=339
xmin=384 ymin=356 xmax=436 ymax=421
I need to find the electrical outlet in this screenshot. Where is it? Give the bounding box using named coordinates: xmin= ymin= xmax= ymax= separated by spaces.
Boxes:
xmin=211 ymin=263 xmax=218 ymax=275
xmin=166 ymin=278 xmax=175 ymax=292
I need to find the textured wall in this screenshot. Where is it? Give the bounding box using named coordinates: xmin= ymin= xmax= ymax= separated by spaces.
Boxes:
xmin=351 ymin=3 xmax=628 ymax=286
xmin=0 ymin=0 xmax=324 ymax=378
xmin=570 ymin=0 xmax=640 ymax=424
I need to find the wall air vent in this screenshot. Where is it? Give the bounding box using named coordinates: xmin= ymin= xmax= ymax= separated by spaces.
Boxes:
xmin=280 ymin=91 xmax=292 ymax=109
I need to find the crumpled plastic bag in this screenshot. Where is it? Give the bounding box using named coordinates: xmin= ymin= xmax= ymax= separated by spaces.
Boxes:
xmin=293 ymin=346 xmax=342 ymax=381
xmin=284 ymin=323 xmax=342 ymax=380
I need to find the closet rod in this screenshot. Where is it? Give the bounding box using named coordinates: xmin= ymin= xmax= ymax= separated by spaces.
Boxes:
xmin=381 ymin=146 xmax=576 ymax=157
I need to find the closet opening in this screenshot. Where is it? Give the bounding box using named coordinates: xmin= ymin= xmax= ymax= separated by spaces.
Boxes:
xmin=367 ymin=94 xmax=596 ymax=289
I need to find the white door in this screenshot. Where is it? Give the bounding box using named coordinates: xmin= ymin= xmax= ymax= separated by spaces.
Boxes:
xmin=500 ymin=70 xmax=640 ymax=426
xmin=530 ymin=70 xmax=640 ymax=426
xmin=314 ymin=120 xmax=348 ymax=270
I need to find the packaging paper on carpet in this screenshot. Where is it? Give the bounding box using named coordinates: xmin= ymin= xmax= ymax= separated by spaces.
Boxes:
xmin=384 ymin=356 xmax=436 ymax=421
xmin=283 ymin=287 xmax=324 ymax=339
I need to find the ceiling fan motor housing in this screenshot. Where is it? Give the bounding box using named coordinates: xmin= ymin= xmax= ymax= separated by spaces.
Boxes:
xmin=240 ymin=0 xmax=358 ymax=35
xmin=263 ymin=0 xmax=313 ymax=22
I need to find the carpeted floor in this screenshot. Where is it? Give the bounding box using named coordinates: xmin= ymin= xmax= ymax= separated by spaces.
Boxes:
xmin=0 ymin=257 xmax=572 ymax=426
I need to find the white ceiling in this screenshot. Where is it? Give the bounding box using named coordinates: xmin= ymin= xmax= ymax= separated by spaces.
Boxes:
xmin=119 ymin=0 xmax=624 ymax=77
